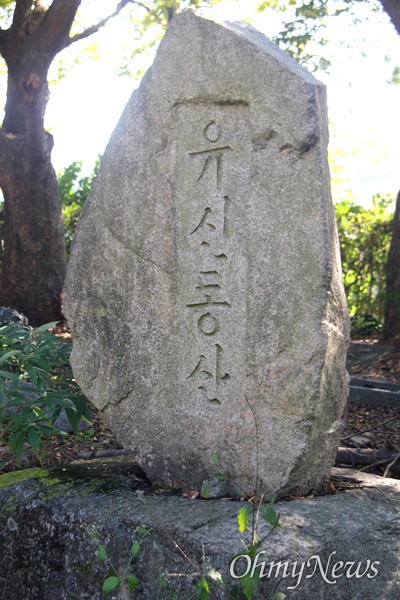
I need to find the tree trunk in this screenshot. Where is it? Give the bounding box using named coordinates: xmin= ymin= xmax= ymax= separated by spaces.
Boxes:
xmin=0 ymin=58 xmax=67 ymax=325
xmin=0 ymin=130 xmax=66 ymax=326
xmin=0 ymin=0 xmax=83 ymax=325
xmin=382 ymin=190 xmax=400 ymax=342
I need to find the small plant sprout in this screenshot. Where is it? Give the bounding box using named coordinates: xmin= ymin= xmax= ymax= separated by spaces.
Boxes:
xmin=96 ymin=525 xmax=151 ymax=597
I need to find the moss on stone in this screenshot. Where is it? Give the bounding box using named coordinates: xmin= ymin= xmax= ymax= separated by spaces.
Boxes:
xmin=0 ymin=493 xmax=17 ymax=514
xmin=0 ymin=468 xmax=52 ymax=489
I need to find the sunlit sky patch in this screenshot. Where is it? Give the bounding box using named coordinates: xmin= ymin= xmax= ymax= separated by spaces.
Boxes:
xmin=2 ymin=0 xmax=399 ymax=207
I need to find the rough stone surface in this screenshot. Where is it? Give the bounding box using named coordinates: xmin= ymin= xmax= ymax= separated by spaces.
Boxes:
xmin=0 ymin=306 xmax=28 ymax=326
xmin=64 ymin=9 xmax=349 ymax=496
xmin=0 ymin=466 xmax=399 ymax=599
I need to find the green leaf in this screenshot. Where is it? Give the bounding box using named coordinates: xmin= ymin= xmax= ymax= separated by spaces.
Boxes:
xmin=126 ymin=574 xmax=139 ymax=593
xmin=9 ymin=428 xmax=25 ymax=452
xmin=0 ymin=350 xmax=21 ymax=365
xmin=14 ymin=436 xmax=25 ymax=463
xmin=97 ymin=545 xmax=106 ymax=563
xmin=65 ymin=407 xmax=79 ymax=434
xmin=33 ymin=322 xmax=58 ymax=334
xmin=73 ymin=396 xmax=92 ymax=422
xmin=237 ymin=505 xmax=251 ymax=533
xmin=201 ymin=486 xmax=211 ymax=499
xmin=24 ymin=363 xmax=38 ymax=387
xmin=131 ymin=540 xmax=140 ymax=558
xmin=28 ymin=427 xmax=41 ymax=451
xmin=260 ymin=505 xmax=281 ymax=529
xmin=197 ymin=577 xmax=209 ymax=600
xmin=31 ymin=356 xmax=53 ymax=373
xmin=0 ymin=370 xmax=19 ymax=382
xmin=102 ymin=576 xmax=120 ymax=595
xmin=211 ymin=452 xmax=220 ymax=464
xmin=157 ymin=576 xmax=167 ymax=590
xmin=240 ymin=569 xmax=260 ymax=600
xmin=270 ymin=593 xmax=286 ymax=600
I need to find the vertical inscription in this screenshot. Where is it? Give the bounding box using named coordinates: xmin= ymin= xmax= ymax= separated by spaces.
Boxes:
xmin=176 ymin=103 xmax=249 ymax=407
xmin=186 ymin=118 xmax=233 ymax=404
xmin=188 ymin=121 xmax=232 ymax=190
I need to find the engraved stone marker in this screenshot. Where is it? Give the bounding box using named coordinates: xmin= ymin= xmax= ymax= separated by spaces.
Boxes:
xmin=64 ymin=9 xmax=349 ymax=497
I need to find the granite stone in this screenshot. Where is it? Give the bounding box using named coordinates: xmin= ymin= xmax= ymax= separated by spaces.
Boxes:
xmin=64 ymin=9 xmax=349 ymax=496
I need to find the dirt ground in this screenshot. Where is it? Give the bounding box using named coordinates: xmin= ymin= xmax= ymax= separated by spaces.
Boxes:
xmin=341 ymin=337 xmax=400 ymax=481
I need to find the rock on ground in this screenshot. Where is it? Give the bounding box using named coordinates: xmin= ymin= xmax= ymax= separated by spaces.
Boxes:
xmin=64 ymin=8 xmax=349 ymax=498
xmin=0 ymin=464 xmax=398 ymax=599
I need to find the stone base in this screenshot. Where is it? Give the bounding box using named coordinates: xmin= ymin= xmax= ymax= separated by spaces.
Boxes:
xmin=0 ymin=465 xmax=398 ymax=599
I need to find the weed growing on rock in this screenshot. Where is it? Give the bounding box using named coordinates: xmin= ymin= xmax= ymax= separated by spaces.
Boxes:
xmin=96 ymin=526 xmax=151 ymax=597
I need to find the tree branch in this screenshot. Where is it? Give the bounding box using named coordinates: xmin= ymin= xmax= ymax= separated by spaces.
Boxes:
xmin=336 ymin=446 xmax=400 ymax=476
xmin=35 ymin=0 xmax=82 ymax=56
xmin=65 ymin=0 xmax=149 ymax=48
xmin=0 ymin=0 xmax=32 ymax=61
xmin=9 ymin=0 xmax=32 ymax=36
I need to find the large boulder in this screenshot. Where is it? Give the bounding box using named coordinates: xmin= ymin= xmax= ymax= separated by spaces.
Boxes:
xmin=0 ymin=465 xmax=398 ymax=599
xmin=64 ymin=9 xmax=349 ymax=497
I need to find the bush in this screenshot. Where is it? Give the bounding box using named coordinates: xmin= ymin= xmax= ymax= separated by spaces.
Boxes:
xmin=335 ymin=195 xmax=393 ymax=326
xmin=59 ymin=159 xmax=100 ymax=257
xmin=0 ymin=322 xmax=91 ymax=465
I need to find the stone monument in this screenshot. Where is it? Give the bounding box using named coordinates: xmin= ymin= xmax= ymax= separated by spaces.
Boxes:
xmin=64 ymin=9 xmax=349 ymax=497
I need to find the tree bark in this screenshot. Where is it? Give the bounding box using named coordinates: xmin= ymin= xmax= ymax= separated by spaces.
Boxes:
xmin=0 ymin=130 xmax=66 ymax=325
xmin=0 ymin=0 xmax=81 ymax=325
xmin=382 ymin=190 xmax=400 ymax=342
xmin=0 ymin=0 xmax=136 ymax=325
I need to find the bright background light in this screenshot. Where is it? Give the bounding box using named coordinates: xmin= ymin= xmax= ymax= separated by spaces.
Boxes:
xmin=4 ymin=0 xmax=400 ymax=207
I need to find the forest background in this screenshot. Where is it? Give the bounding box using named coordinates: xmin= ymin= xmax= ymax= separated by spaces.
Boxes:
xmin=0 ymin=0 xmax=399 ymax=337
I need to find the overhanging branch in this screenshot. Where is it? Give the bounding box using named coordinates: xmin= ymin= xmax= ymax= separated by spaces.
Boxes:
xmin=0 ymin=0 xmax=31 ymax=61
xmin=10 ymin=0 xmax=32 ymax=36
xmin=27 ymin=0 xmax=82 ymax=61
xmin=65 ymin=0 xmax=155 ymax=48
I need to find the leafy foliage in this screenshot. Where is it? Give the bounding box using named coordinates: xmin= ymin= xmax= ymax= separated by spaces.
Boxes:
xmin=389 ymin=64 xmax=400 ymax=85
xmin=335 ymin=194 xmax=393 ymax=328
xmin=59 ymin=160 xmax=100 ymax=257
xmin=0 ymin=322 xmax=91 ymax=466
xmin=0 ymin=0 xmax=14 ymax=27
xmin=257 ymin=0 xmax=385 ymax=69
